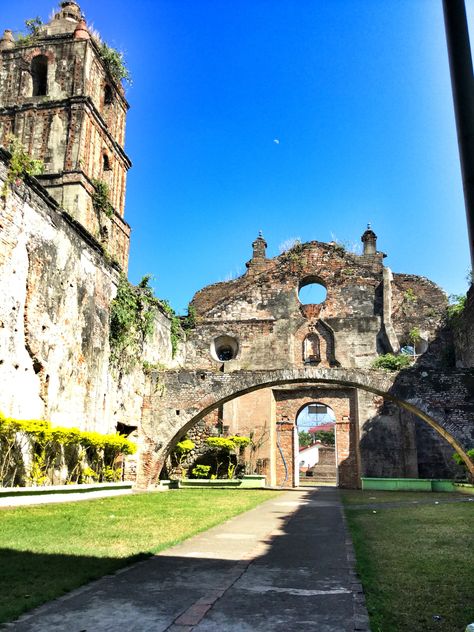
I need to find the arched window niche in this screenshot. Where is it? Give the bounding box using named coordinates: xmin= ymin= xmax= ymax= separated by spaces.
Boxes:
xmin=103 ymin=152 xmax=111 ymax=172
xmin=303 ymin=333 xmax=320 ymax=365
xmin=31 ymin=55 xmax=48 ymax=97
xmin=104 ymin=84 xmax=113 ymax=105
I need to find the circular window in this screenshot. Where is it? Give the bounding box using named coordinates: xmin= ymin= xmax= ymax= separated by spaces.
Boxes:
xmin=298 ymin=278 xmax=327 ymax=305
xmin=211 ymin=335 xmax=239 ymax=362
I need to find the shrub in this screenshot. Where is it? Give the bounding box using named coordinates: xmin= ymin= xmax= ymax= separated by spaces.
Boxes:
xmin=1 ymin=135 xmax=44 ymax=198
xmin=205 ymin=435 xmax=250 ymax=478
xmin=0 ymin=412 xmax=135 ymax=487
xmin=191 ymin=464 xmax=211 ymax=479
xmin=371 ymin=353 xmax=412 ymax=371
xmin=452 ymin=448 xmax=474 ymax=468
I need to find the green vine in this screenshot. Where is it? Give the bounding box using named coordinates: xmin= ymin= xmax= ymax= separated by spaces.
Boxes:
xmin=1 ymin=135 xmax=44 ymax=199
xmin=99 ymin=42 xmax=132 ymax=86
xmin=447 ymin=294 xmax=467 ymax=330
xmin=161 ymin=300 xmax=183 ymax=358
xmin=91 ymin=178 xmax=114 ymax=217
xmin=182 ymin=304 xmax=197 ymax=331
xmin=109 ymin=274 xmax=160 ymax=369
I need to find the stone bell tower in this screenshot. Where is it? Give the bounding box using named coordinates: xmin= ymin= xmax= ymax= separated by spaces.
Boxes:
xmin=0 ymin=1 xmax=131 ymax=270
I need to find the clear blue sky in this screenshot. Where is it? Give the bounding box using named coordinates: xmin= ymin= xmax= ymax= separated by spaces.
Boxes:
xmin=3 ymin=0 xmax=473 ymax=313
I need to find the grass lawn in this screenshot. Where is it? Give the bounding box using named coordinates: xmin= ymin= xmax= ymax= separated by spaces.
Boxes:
xmin=0 ymin=488 xmax=280 ymax=624
xmin=342 ymin=490 xmax=474 ymax=632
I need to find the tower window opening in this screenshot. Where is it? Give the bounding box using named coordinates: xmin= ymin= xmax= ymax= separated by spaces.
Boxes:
xmin=104 ymin=84 xmax=113 ymax=105
xmin=31 ymin=55 xmax=48 ymax=97
xmin=103 ymin=153 xmax=111 ymax=171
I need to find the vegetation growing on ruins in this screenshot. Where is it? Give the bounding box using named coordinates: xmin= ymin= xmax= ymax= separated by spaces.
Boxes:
xmin=1 ymin=135 xmax=44 ymax=199
xmin=0 ymin=489 xmax=280 ymax=624
xmin=109 ymin=274 xmax=162 ymax=368
xmin=371 ymin=353 xmax=412 ymax=371
xmin=0 ymin=413 xmax=135 ymax=487
xmin=13 ymin=17 xmax=43 ymax=47
xmin=91 ymin=178 xmax=114 ymax=217
xmin=403 ymin=287 xmax=417 ymax=303
xmin=447 ymin=293 xmax=467 ymax=326
xmin=98 ymin=42 xmax=132 ymax=86
xmin=342 ymin=490 xmax=474 ymax=632
xmin=160 ymin=300 xmax=183 ymax=357
xmin=182 ymin=304 xmax=197 ymax=330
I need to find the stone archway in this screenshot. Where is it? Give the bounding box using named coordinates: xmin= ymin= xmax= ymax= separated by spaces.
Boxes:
xmin=137 ymin=367 xmax=474 ymax=488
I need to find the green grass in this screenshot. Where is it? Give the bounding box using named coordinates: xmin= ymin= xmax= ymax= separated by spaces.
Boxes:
xmin=342 ymin=490 xmax=474 ymax=632
xmin=0 ymin=489 xmax=279 ymax=624
xmin=341 ymin=489 xmax=468 ymax=505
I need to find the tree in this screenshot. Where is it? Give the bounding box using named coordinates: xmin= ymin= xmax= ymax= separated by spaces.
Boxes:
xmin=313 ymin=430 xmax=335 ymax=445
xmin=298 ymin=430 xmax=313 ymax=448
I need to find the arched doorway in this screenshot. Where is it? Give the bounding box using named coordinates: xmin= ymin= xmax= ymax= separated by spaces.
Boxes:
xmin=138 ymin=367 xmax=474 ymax=489
xmin=296 ymin=402 xmax=337 ymax=486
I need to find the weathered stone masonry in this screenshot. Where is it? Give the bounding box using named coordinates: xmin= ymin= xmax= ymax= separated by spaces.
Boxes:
xmin=138 ymin=234 xmax=474 ymax=488
xmin=1 ymin=2 xmax=473 ymax=490
xmin=0 ymin=152 xmax=175 ymax=437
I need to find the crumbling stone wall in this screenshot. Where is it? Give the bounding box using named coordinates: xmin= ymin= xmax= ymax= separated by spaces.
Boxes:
xmin=0 ymin=157 xmax=175 ymax=439
xmin=159 ymin=236 xmax=456 ymax=489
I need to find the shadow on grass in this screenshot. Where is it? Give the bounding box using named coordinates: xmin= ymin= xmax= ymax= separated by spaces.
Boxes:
xmin=0 ymin=548 xmax=149 ymax=624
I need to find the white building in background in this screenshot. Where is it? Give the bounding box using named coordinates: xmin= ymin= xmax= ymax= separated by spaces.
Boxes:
xmin=299 ymin=442 xmax=322 ymax=469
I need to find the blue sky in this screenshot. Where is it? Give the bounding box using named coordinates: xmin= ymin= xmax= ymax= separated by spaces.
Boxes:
xmin=3 ymin=0 xmax=473 ymax=313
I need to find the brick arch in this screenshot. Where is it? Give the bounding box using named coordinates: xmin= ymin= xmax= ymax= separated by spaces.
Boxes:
xmin=293 ymin=398 xmax=341 ymax=422
xmin=137 ymin=367 xmax=474 ymax=487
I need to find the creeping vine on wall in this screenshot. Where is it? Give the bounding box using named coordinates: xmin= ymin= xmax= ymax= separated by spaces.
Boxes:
xmin=91 ymin=178 xmax=114 ymax=217
xmin=160 ymin=300 xmax=183 ymax=357
xmin=109 ymin=274 xmax=161 ymax=369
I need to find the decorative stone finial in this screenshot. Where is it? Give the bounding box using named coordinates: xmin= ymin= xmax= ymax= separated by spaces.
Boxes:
xmin=252 ymin=231 xmax=267 ymax=257
xmin=0 ymin=29 xmax=15 ymax=51
xmin=73 ymin=18 xmax=89 ymax=40
xmin=55 ymin=1 xmax=82 ymax=22
xmin=361 ymin=224 xmax=377 ymax=255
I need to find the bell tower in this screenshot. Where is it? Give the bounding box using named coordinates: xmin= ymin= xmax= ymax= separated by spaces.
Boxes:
xmin=0 ymin=2 xmax=131 ymax=270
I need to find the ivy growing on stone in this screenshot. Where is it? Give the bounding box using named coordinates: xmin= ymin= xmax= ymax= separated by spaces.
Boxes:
xmin=1 ymin=135 xmax=44 ymax=199
xmin=109 ymin=274 xmax=161 ymax=369
xmin=447 ymin=294 xmax=467 ymax=328
xmin=91 ymin=178 xmax=114 ymax=217
xmin=160 ymin=300 xmax=183 ymax=358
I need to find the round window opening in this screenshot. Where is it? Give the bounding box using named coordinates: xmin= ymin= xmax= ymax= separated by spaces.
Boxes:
xmin=298 ymin=279 xmax=327 ymax=305
xmin=211 ymin=335 xmax=239 ymax=362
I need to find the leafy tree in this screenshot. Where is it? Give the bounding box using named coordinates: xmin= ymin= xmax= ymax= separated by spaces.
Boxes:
xmin=298 ymin=430 xmax=313 ymax=448
xmin=313 ymin=430 xmax=335 ymax=445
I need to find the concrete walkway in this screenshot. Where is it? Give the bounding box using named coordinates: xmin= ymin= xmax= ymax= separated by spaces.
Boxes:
xmin=5 ymin=487 xmax=370 ymax=632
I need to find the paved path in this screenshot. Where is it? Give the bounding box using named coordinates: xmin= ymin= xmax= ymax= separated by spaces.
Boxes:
xmin=5 ymin=487 xmax=370 ymax=632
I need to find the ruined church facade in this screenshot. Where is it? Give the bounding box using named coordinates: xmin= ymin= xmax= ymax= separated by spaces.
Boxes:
xmin=1 ymin=2 xmax=473 ymax=489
